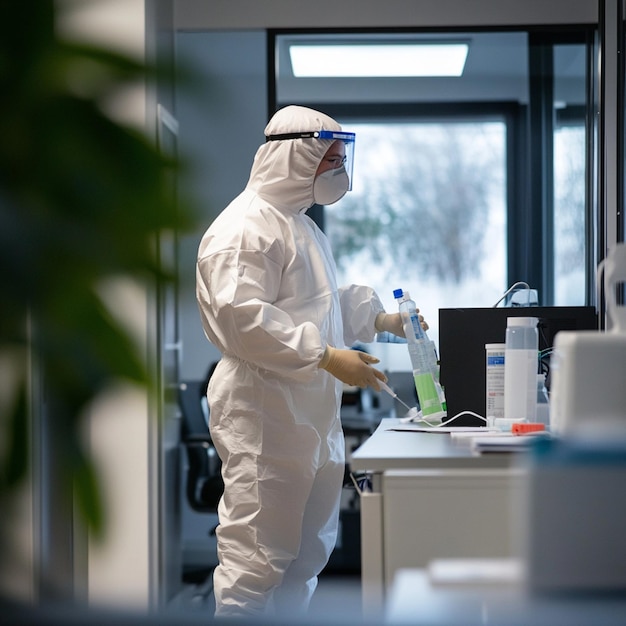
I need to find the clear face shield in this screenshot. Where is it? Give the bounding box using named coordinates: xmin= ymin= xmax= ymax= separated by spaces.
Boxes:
xmin=315 ymin=130 xmax=355 ymax=190
xmin=265 ymin=129 xmax=356 ymax=190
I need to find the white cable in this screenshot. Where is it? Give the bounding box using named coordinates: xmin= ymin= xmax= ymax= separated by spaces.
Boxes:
xmin=406 ymin=409 xmax=487 ymax=427
xmin=492 ymin=281 xmax=531 ymax=308
xmin=437 ymin=410 xmax=487 ymax=426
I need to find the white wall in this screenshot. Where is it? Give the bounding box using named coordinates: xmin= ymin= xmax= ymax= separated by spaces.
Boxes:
xmin=176 ymin=30 xmax=268 ymax=380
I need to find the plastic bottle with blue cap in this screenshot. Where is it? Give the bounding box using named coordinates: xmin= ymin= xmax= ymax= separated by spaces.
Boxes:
xmin=394 ymin=289 xmax=447 ymax=422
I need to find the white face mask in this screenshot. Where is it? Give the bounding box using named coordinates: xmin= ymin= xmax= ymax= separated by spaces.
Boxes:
xmin=313 ymin=166 xmax=350 ymax=205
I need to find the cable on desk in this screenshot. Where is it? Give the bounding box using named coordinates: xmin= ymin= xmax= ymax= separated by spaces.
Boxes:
xmin=401 ymin=410 xmax=487 ymax=428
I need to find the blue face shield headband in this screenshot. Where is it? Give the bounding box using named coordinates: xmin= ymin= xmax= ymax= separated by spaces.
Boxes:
xmin=266 ymin=129 xmax=356 ymax=190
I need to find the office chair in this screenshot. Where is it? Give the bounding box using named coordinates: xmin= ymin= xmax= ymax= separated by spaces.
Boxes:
xmin=178 ymin=379 xmax=224 ymax=517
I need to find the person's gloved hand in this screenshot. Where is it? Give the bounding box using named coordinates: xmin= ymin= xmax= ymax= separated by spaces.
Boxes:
xmin=375 ymin=312 xmax=405 ymax=337
xmin=375 ymin=312 xmax=429 ymax=337
xmin=418 ymin=313 xmax=429 ymax=332
xmin=319 ymin=346 xmax=387 ymax=390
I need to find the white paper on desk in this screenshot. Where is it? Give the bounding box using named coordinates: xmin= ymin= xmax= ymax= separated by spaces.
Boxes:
xmin=450 ymin=430 xmax=504 ymax=445
xmin=472 ymin=434 xmax=548 ymax=452
xmin=388 ymin=425 xmax=496 ymax=433
xmin=450 ymin=430 xmax=503 ymax=439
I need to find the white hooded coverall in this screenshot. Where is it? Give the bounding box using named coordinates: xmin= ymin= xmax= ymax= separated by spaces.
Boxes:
xmin=196 ymin=105 xmax=384 ymax=617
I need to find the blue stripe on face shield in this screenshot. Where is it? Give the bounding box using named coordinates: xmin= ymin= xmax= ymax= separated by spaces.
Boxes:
xmin=265 ymin=129 xmax=355 ymax=191
xmin=317 ymin=131 xmax=355 ymax=190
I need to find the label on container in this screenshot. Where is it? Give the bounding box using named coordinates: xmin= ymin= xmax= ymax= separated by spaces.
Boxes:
xmin=486 ymin=344 xmax=505 ymax=419
xmin=504 ymin=349 xmax=537 ymax=421
xmin=414 ymin=371 xmax=445 ymax=416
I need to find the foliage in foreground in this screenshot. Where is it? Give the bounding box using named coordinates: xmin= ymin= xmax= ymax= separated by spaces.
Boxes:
xmin=0 ymin=1 xmax=195 ymax=536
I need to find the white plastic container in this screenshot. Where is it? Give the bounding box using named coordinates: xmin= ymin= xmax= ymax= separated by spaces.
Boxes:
xmin=549 ymin=243 xmax=626 ymax=436
xmin=504 ymin=317 xmax=538 ymax=422
xmin=485 ymin=343 xmax=506 ymax=420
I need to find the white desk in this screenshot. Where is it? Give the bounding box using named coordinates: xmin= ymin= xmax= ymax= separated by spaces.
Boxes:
xmin=350 ymin=418 xmax=525 ymax=614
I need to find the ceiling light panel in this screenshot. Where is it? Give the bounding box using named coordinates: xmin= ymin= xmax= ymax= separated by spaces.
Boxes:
xmin=289 ymin=43 xmax=469 ymax=78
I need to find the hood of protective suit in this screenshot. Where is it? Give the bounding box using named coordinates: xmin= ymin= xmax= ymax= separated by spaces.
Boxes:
xmin=246 ymin=105 xmax=342 ymax=213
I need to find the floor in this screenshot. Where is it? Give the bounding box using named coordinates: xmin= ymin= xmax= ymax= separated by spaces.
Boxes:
xmin=308 ymin=573 xmax=364 ymax=622
xmin=175 ymin=492 xmax=366 ymax=622
xmin=170 ymin=571 xmax=364 ymax=624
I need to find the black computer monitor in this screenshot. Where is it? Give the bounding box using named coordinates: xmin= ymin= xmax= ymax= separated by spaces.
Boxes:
xmin=438 ymin=306 xmax=598 ymax=426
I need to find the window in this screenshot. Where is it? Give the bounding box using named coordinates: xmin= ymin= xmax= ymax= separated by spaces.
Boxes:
xmin=326 ymin=120 xmax=506 ymax=351
xmin=554 ymin=123 xmax=586 ymax=304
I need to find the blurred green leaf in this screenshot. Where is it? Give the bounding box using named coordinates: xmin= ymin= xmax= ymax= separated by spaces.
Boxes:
xmin=0 ymin=0 xmax=197 ymax=537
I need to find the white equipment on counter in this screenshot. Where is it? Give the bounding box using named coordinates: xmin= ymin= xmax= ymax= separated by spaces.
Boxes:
xmin=550 ymin=243 xmax=626 ymax=438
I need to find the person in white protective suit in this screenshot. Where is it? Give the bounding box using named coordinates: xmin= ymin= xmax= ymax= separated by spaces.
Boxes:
xmin=196 ymin=105 xmax=414 ymax=618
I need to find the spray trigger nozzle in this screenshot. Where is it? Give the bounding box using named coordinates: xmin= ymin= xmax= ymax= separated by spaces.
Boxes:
xmin=379 ymin=380 xmax=414 ymax=413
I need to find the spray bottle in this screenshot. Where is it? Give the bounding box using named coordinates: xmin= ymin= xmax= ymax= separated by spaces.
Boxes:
xmin=394 ymin=289 xmax=447 ymax=422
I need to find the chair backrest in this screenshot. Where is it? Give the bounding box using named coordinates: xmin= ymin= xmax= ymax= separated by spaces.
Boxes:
xmin=178 ymin=379 xmax=223 ymax=512
xmin=178 ymin=380 xmax=208 ymax=439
